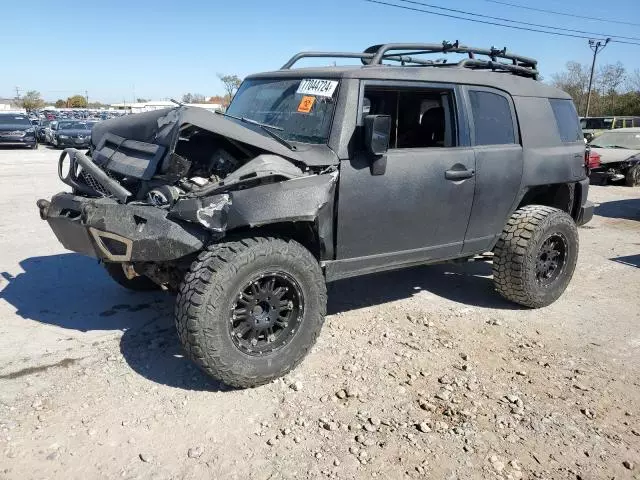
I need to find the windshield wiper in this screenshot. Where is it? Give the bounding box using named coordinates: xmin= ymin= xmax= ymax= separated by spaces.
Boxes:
xmin=216 ymin=111 xmax=296 ymax=151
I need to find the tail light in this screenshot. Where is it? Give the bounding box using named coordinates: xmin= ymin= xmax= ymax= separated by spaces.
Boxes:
xmin=586 ymin=150 xmax=601 ymax=169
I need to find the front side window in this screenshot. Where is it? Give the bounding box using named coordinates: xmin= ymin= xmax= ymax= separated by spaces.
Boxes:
xmin=362 ymin=87 xmax=456 ymax=149
xmin=549 ymin=99 xmax=583 ymax=143
xmin=226 ymin=78 xmax=338 ymax=144
xmin=468 ymin=90 xmax=516 ymax=146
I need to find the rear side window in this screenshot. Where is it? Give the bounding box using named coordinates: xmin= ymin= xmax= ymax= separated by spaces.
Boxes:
xmin=469 ymin=90 xmax=516 ymax=146
xmin=550 ymin=99 xmax=582 ymax=143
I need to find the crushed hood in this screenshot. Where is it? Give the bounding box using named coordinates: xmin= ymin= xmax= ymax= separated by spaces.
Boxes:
xmin=591 ymin=147 xmax=640 ymax=165
xmin=91 ymin=106 xmax=338 ymax=167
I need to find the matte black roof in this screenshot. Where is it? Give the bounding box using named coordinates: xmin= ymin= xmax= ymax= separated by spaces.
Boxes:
xmin=246 ymin=65 xmax=571 ymax=99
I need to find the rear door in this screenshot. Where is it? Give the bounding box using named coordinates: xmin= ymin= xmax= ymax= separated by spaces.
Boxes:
xmin=461 ymin=87 xmax=524 ymax=254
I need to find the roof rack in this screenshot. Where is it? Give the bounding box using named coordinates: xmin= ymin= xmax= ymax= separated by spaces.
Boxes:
xmin=281 ymin=41 xmax=539 ymax=79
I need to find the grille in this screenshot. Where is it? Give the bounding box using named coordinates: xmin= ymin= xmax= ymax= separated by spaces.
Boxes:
xmin=79 ymin=171 xmax=110 ymax=196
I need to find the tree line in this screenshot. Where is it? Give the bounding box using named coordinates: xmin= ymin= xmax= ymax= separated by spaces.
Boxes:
xmin=551 ymin=62 xmax=640 ymax=117
xmin=15 ymin=73 xmax=243 ymax=112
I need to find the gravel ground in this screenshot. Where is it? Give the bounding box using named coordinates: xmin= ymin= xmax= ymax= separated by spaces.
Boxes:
xmin=0 ymin=146 xmax=639 ymax=480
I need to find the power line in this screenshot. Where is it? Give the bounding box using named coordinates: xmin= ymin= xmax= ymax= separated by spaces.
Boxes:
xmin=394 ymin=0 xmax=640 ymax=42
xmin=364 ymin=0 xmax=640 ymax=46
xmin=482 ymin=0 xmax=640 ymax=28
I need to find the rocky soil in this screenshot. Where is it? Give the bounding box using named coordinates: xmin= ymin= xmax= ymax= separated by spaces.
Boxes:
xmin=0 ymin=149 xmax=639 ymax=479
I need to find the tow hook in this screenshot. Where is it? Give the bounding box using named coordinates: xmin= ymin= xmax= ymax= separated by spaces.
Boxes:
xmin=122 ymin=263 xmax=139 ymax=280
xmin=36 ymin=199 xmax=51 ymax=220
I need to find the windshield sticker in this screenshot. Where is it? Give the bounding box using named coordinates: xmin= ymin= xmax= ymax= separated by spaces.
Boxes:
xmin=297 ymin=79 xmax=338 ymax=98
xmin=297 ymin=95 xmax=316 ymax=113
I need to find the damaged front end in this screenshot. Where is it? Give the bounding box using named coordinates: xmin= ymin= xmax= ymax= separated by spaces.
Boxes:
xmin=37 ymin=106 xmax=339 ymax=276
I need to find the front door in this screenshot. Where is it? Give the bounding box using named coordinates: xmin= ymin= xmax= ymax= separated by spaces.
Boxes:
xmin=332 ymin=82 xmax=476 ymax=278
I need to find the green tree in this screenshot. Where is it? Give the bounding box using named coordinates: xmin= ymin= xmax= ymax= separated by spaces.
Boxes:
xmin=67 ymin=95 xmax=88 ymax=108
xmin=21 ymin=90 xmax=45 ymax=111
xmin=54 ymin=99 xmax=66 ymax=108
xmin=217 ymin=74 xmax=242 ymax=106
xmin=136 ymin=98 xmax=149 ymax=103
xmin=551 ymin=61 xmax=640 ymax=116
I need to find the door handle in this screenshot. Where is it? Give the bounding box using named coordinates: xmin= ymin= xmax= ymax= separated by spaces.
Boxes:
xmin=445 ymin=169 xmax=475 ymax=180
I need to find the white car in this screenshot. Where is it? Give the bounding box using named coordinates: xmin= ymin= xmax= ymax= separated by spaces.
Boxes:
xmin=589 ymin=128 xmax=640 ymax=187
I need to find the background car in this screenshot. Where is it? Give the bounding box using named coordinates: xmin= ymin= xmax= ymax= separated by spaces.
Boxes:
xmin=44 ymin=120 xmax=58 ymax=145
xmin=0 ymin=113 xmax=38 ymax=149
xmin=588 ymin=128 xmax=640 ymax=186
xmin=581 ymin=116 xmax=640 ymax=142
xmin=52 ymin=120 xmax=95 ymax=148
xmin=36 ymin=119 xmax=51 ymax=143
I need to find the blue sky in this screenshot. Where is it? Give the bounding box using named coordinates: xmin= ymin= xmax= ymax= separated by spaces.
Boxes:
xmin=1 ymin=0 xmax=639 ymax=103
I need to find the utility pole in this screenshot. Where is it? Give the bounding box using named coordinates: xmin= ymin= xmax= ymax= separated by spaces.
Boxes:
xmin=14 ymin=86 xmax=21 ymax=100
xmin=85 ymin=90 xmax=89 ymax=106
xmin=584 ymin=38 xmax=610 ymax=118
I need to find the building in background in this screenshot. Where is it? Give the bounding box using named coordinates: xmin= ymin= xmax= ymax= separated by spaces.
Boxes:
xmin=109 ymin=100 xmax=222 ymax=114
xmin=0 ymin=98 xmax=21 ymax=111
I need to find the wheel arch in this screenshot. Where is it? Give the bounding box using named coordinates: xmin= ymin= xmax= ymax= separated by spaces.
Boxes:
xmin=516 ymin=182 xmax=581 ymax=221
xmin=226 ymin=220 xmax=327 ymax=261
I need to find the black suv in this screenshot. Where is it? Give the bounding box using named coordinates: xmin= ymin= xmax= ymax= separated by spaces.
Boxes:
xmin=37 ymin=42 xmax=593 ymax=388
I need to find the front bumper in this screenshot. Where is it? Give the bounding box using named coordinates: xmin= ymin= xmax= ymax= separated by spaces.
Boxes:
xmin=57 ymin=137 xmax=90 ymax=147
xmin=37 ymin=193 xmax=210 ymax=262
xmin=0 ymin=136 xmax=36 ymax=146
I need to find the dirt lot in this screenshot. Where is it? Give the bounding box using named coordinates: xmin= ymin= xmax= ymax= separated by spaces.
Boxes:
xmin=0 ymin=146 xmax=639 ymax=480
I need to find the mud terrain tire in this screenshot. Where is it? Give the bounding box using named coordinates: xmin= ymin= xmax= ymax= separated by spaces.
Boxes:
xmin=104 ymin=263 xmax=160 ymax=291
xmin=175 ymin=237 xmax=326 ymax=388
xmin=493 ymin=205 xmax=579 ymax=308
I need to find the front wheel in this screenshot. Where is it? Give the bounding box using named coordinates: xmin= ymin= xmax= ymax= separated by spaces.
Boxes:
xmin=493 ymin=205 xmax=579 ymax=308
xmin=175 ymin=237 xmax=327 ymax=388
xmin=625 ymin=164 xmax=640 ymax=187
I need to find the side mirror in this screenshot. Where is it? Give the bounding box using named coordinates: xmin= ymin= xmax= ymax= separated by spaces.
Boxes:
xmin=364 ymin=114 xmax=391 ymax=155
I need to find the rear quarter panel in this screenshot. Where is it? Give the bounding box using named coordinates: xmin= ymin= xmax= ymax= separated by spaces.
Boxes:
xmin=513 ymin=95 xmax=586 ymax=194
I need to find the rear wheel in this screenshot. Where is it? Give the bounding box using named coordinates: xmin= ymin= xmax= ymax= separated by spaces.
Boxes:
xmin=625 ymin=164 xmax=640 ymax=187
xmin=493 ymin=205 xmax=579 ymax=308
xmin=103 ymin=263 xmax=160 ymax=291
xmin=175 ymin=237 xmax=326 ymax=388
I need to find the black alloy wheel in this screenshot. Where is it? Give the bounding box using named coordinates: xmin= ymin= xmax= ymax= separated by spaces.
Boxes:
xmin=230 ymin=271 xmax=304 ymax=355
xmin=535 ymin=234 xmax=567 ymax=287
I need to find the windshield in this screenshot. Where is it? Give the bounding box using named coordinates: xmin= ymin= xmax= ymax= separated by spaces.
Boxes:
xmin=581 ymin=117 xmax=613 ymax=130
xmin=591 ymin=131 xmax=640 ymax=150
xmin=226 ymin=78 xmax=339 ymax=144
xmin=58 ymin=121 xmax=92 ymax=130
xmin=0 ymin=115 xmax=31 ymax=126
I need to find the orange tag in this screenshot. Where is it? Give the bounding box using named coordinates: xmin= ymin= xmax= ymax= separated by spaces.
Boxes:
xmin=297 ymin=95 xmax=316 ymax=113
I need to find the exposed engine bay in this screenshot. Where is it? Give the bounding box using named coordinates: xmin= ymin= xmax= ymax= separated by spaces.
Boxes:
xmin=55 ymin=106 xmax=338 ymax=235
